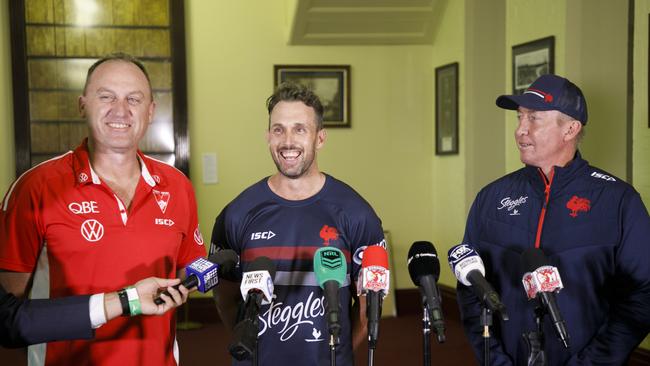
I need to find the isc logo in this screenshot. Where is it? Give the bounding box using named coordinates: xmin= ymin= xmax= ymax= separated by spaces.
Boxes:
xmin=251 ymin=231 xmax=276 ymax=240
xmin=591 ymin=171 xmax=616 ymax=181
xmin=155 ymin=218 xmax=175 ymax=226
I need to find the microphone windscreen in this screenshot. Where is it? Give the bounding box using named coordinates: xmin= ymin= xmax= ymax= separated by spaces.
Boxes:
xmin=520 ymin=248 xmax=550 ymax=273
xmin=361 ymin=245 xmax=389 ymax=269
xmin=314 ymin=247 xmax=347 ymax=288
xmin=246 ymin=256 xmax=277 ymax=280
xmin=208 ymin=249 xmax=239 ymax=276
xmin=407 ymin=241 xmax=440 ymax=286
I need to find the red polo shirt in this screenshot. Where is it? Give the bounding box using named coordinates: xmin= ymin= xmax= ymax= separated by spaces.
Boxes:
xmin=0 ymin=139 xmax=206 ymax=366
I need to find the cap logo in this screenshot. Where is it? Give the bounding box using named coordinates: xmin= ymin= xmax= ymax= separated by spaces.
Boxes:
xmin=525 ymin=88 xmax=554 ymax=103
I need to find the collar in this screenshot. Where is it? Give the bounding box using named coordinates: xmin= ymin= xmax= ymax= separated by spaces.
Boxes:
xmin=72 ymin=138 xmax=159 ymax=188
xmin=523 ymin=150 xmax=588 ymax=192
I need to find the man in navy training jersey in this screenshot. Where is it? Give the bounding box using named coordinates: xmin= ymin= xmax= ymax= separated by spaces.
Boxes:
xmin=458 ymin=74 xmax=650 ymax=365
xmin=211 ymin=82 xmax=386 ymax=366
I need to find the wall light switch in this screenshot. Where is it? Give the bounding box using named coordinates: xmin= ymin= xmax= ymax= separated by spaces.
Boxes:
xmin=202 ymin=153 xmax=218 ymax=184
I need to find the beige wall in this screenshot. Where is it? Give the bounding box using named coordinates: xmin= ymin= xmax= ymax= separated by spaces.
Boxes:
xmin=634 ymin=0 xmax=650 ymax=352
xmin=429 ymin=0 xmax=466 ymax=287
xmin=566 ymin=0 xmax=629 ymax=180
xmin=0 ymin=0 xmax=14 ymax=195
xmin=504 ymin=0 xmax=567 ymax=172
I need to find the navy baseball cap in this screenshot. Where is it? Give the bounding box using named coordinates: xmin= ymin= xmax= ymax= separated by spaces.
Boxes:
xmin=496 ymin=74 xmax=588 ymax=124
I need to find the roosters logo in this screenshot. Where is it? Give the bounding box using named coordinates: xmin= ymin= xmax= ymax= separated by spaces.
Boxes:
xmin=566 ymin=195 xmax=591 ymax=218
xmin=319 ymin=225 xmax=339 ymax=246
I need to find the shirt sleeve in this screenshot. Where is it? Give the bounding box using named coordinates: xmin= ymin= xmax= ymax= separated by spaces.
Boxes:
xmin=570 ymin=190 xmax=650 ymax=364
xmin=210 ymin=207 xmax=238 ymax=254
xmin=346 ymin=203 xmax=385 ymax=284
xmin=89 ymin=293 xmax=107 ymax=329
xmin=175 ymin=179 xmax=207 ymax=269
xmin=0 ymin=175 xmax=45 ymax=272
xmin=0 ymin=285 xmax=93 ymax=348
xmin=209 ymin=206 xmax=242 ymax=282
xmin=458 ymin=194 xmax=514 ymax=366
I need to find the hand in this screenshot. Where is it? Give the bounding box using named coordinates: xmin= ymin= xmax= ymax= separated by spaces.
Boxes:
xmin=134 ymin=277 xmax=192 ymax=315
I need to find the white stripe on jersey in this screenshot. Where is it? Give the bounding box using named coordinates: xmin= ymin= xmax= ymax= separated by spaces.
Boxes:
xmin=274 ymin=271 xmax=351 ymax=287
xmin=28 ymin=243 xmax=50 ymax=366
xmin=2 ymin=151 xmax=72 ymax=211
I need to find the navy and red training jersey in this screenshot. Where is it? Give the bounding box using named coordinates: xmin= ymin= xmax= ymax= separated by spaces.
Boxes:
xmin=211 ymin=174 xmax=385 ymax=366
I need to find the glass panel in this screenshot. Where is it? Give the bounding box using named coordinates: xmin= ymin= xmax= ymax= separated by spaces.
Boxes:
xmin=22 ymin=0 xmax=177 ymax=170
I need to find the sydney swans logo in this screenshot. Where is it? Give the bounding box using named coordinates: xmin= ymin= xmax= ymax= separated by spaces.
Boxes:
xmin=258 ymin=291 xmax=326 ymax=342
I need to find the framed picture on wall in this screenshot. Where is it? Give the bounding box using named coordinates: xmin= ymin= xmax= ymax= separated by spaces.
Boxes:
xmin=512 ymin=36 xmax=555 ymax=95
xmin=274 ymin=65 xmax=350 ymax=127
xmin=435 ymin=62 xmax=459 ymax=155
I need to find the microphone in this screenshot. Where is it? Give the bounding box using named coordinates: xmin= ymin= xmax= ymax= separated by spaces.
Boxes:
xmin=153 ymin=250 xmax=238 ymax=305
xmin=229 ymin=256 xmax=276 ymax=361
xmin=358 ymin=245 xmax=390 ymax=349
xmin=521 ymin=248 xmax=570 ymax=349
xmin=313 ymin=247 xmax=347 ymax=341
xmin=447 ymin=244 xmax=509 ymax=321
xmin=407 ymin=241 xmax=446 ymax=343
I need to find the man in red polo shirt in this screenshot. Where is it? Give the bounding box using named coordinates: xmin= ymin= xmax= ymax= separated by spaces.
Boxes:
xmin=0 ymin=53 xmax=206 ymax=366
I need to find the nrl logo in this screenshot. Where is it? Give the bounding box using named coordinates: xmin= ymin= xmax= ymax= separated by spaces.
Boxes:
xmin=320 ymin=249 xmax=343 ymax=269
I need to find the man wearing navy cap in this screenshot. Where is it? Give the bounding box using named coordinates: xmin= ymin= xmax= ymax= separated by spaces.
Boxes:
xmin=458 ymin=74 xmax=650 ymax=365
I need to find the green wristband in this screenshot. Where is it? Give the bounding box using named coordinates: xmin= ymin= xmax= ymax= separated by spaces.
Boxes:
xmin=125 ymin=286 xmax=142 ymax=316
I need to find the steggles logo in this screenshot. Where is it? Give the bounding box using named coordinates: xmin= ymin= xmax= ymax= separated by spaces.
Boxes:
xmin=497 ymin=196 xmax=528 ymax=216
xmin=258 ymin=291 xmax=325 ymax=342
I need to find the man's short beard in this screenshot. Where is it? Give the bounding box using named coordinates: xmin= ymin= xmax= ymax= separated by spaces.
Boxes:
xmin=272 ymin=155 xmax=314 ymax=180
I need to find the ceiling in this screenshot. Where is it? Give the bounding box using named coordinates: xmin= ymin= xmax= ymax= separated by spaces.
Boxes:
xmin=289 ymin=0 xmax=445 ymax=45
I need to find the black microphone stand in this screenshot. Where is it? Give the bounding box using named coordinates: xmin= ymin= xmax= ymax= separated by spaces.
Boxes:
xmin=481 ymin=306 xmax=493 ymax=366
xmin=422 ymin=305 xmax=431 ymax=366
xmin=252 ymin=317 xmax=259 ymax=366
xmin=523 ymin=306 xmax=546 ymax=366
xmin=228 ymin=293 xmax=262 ymax=366
xmin=329 ymin=335 xmax=336 ymax=366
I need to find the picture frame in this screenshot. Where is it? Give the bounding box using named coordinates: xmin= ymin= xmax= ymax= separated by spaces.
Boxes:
xmin=435 ymin=62 xmax=459 ymax=155
xmin=274 ymin=65 xmax=350 ymax=128
xmin=512 ymin=36 xmax=555 ymax=95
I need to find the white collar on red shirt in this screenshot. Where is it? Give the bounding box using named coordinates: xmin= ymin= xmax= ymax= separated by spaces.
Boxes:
xmin=74 ymin=139 xmax=159 ymax=188
xmin=87 ymin=154 xmax=157 ymax=188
